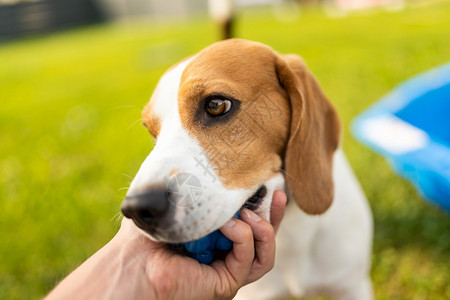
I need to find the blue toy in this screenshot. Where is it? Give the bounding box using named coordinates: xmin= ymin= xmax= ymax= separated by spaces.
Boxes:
xmin=170 ymin=211 xmax=240 ymax=264
xmin=352 ymin=63 xmax=450 ymax=213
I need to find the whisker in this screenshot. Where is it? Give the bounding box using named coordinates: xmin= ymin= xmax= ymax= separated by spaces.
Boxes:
xmin=110 ymin=105 xmax=142 ymax=111
xmin=111 ymin=212 xmax=123 ymax=228
xmin=122 ymin=173 xmax=134 ymax=180
xmin=128 ymin=118 xmax=143 ymax=130
xmin=115 ymin=195 xmax=126 ymax=200
xmin=279 ymin=169 xmax=302 ymax=186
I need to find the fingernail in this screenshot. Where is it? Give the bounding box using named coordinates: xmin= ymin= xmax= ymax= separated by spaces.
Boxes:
xmin=224 ymin=219 xmax=236 ymax=227
xmin=243 ymin=208 xmax=262 ymax=222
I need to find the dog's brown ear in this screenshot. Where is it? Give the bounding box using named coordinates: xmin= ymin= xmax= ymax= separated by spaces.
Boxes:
xmin=276 ymin=54 xmax=341 ymax=215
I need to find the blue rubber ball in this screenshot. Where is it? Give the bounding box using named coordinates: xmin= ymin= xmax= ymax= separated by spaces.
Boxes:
xmin=170 ymin=211 xmax=240 ymax=264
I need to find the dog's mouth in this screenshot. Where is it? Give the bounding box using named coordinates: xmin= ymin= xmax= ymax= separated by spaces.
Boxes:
xmin=127 ymin=184 xmax=268 ymax=244
xmin=242 ymin=185 xmax=267 ymax=211
xmin=168 ymin=185 xmax=269 ymax=263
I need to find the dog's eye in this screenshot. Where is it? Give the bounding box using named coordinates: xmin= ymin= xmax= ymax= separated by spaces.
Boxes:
xmin=206 ymin=99 xmax=231 ymax=116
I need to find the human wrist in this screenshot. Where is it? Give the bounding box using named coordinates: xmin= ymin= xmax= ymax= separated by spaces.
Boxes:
xmin=94 ymin=234 xmax=157 ymax=299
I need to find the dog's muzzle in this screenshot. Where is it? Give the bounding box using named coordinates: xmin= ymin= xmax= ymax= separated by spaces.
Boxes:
xmin=121 ymin=184 xmax=267 ymax=235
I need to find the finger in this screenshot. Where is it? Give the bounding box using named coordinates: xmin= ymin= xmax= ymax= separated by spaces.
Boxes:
xmin=239 ymin=208 xmax=276 ymax=283
xmin=215 ymin=219 xmax=255 ymax=286
xmin=270 ymin=190 xmax=287 ymax=233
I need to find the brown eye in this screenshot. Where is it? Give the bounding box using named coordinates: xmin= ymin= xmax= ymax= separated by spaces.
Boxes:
xmin=206 ymin=99 xmax=232 ymax=116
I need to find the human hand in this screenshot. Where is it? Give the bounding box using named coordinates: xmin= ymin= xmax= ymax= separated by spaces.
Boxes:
xmin=117 ymin=190 xmax=287 ymax=299
xmin=46 ymin=190 xmax=287 ymax=300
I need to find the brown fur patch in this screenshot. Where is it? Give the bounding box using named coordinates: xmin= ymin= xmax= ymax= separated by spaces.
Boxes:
xmin=169 ymin=168 xmax=180 ymax=176
xmin=142 ymin=100 xmax=161 ymax=138
xmin=178 ymin=39 xmax=290 ymax=190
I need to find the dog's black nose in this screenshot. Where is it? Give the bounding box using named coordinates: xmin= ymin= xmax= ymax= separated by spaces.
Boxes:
xmin=121 ymin=188 xmax=169 ymax=225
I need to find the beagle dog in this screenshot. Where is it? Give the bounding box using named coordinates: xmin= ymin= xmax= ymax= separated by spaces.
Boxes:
xmin=121 ymin=39 xmax=373 ymax=299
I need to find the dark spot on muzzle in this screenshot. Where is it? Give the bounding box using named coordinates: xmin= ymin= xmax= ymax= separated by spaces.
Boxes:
xmin=242 ymin=185 xmax=267 ymax=211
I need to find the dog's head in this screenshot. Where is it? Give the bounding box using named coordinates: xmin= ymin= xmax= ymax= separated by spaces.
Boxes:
xmin=121 ymin=39 xmax=340 ymax=243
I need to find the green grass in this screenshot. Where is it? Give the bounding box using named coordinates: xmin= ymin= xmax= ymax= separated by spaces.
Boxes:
xmin=1 ymin=1 xmax=450 ymax=299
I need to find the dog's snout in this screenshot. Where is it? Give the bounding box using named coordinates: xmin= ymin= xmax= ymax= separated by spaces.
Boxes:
xmin=121 ymin=188 xmax=169 ymax=226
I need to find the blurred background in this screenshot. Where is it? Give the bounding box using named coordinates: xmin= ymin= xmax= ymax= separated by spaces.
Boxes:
xmin=0 ymin=0 xmax=449 ymax=298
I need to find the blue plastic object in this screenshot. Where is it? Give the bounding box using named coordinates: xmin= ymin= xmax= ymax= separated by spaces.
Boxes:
xmin=352 ymin=63 xmax=450 ymax=213
xmin=170 ymin=211 xmax=240 ymax=264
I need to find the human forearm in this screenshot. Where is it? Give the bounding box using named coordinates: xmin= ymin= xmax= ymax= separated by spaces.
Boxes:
xmin=46 ymin=233 xmax=155 ymax=299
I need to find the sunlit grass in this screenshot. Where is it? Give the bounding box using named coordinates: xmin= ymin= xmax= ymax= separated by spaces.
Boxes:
xmin=1 ymin=1 xmax=449 ymax=298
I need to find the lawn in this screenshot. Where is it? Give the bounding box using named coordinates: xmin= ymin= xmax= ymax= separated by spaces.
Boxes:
xmin=1 ymin=1 xmax=449 ymax=299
